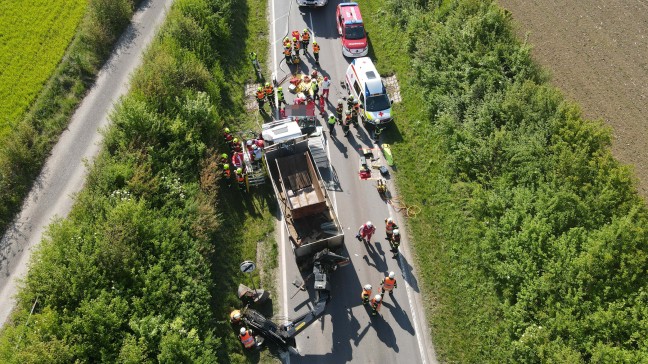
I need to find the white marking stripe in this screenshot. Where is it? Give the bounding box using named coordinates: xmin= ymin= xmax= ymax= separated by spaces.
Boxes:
xmin=388 ymin=202 xmax=428 ymax=364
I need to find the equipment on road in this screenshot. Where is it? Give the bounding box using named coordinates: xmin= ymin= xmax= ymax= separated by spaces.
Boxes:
xmin=237 ymin=284 xmax=270 ymax=306
xmin=236 ymin=249 xmax=350 ymax=352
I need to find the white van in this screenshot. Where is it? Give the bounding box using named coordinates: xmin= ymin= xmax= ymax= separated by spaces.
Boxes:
xmin=345 ymin=57 xmax=392 ymax=125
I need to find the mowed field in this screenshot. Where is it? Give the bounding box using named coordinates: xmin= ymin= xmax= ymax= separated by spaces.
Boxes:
xmin=0 ymin=0 xmax=87 ymax=139
xmin=497 ymin=0 xmax=648 ymax=196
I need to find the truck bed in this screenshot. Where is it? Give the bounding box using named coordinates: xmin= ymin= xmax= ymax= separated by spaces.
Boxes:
xmin=265 ymin=137 xmax=344 ymax=258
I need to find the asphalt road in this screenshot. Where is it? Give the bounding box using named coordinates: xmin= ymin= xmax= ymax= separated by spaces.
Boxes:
xmin=271 ymin=1 xmax=438 ymax=363
xmin=0 ymin=0 xmax=174 ymax=327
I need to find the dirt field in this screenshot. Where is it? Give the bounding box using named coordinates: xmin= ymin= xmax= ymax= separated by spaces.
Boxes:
xmin=497 ymin=0 xmax=648 ymax=197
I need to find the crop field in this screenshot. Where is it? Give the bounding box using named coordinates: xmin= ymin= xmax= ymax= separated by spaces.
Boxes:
xmin=0 ymin=0 xmax=87 ymax=140
xmin=498 ymin=0 xmax=648 ymax=197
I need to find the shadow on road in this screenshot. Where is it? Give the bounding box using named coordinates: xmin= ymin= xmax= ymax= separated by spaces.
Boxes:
xmin=397 ymin=253 xmax=420 ymax=293
xmin=382 ymin=294 xmax=415 ymax=335
xmin=362 ymin=240 xmax=388 ymax=273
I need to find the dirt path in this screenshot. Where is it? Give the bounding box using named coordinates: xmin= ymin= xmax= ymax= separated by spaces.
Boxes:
xmin=497 ymin=0 xmax=648 ymax=196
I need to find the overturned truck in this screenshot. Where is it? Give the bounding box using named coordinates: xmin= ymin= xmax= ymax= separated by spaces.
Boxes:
xmin=261 ymin=119 xmax=345 ymax=264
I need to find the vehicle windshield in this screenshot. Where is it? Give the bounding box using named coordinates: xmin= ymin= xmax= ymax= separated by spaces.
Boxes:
xmin=366 ymin=94 xmax=391 ymax=112
xmin=344 ymin=25 xmax=365 ymax=40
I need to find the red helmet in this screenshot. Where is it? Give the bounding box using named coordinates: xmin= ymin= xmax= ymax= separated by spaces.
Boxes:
xmin=324 ymin=76 xmax=329 ymax=81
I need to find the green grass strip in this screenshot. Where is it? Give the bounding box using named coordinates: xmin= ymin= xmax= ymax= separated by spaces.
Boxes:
xmin=0 ymin=0 xmax=87 ymax=138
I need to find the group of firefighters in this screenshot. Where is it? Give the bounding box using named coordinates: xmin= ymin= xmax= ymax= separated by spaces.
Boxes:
xmin=221 ymin=127 xmax=265 ymax=191
xmin=327 ymin=95 xmax=364 ymax=137
xmin=282 ymin=29 xmax=319 ymax=65
xmin=229 ymin=310 xmax=260 ymax=350
xmin=357 ymin=218 xmax=401 ymax=316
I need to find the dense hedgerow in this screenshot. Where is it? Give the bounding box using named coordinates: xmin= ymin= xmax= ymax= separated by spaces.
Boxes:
xmin=362 ymin=0 xmax=648 ymax=362
xmin=0 ymin=0 xmax=264 ymax=361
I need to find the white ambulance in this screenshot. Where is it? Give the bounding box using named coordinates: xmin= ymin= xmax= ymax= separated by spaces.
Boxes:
xmin=344 ymin=57 xmax=392 ymax=125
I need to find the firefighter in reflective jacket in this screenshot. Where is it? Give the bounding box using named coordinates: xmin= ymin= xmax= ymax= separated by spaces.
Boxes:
xmin=301 ymin=29 xmax=310 ymax=52
xmin=389 ymin=229 xmax=401 ymax=258
xmin=219 ymin=153 xmax=229 ymax=167
xmin=312 ymin=41 xmax=320 ymax=64
xmin=336 ymin=99 xmax=344 ymax=123
xmin=385 ymin=217 xmax=399 ymax=240
xmin=230 ymin=137 xmax=242 ymax=153
xmin=277 ymin=87 xmax=286 ymax=106
xmin=381 ymin=271 xmax=397 ymax=296
xmin=223 ymin=164 xmax=232 ymax=187
xmin=346 ymin=95 xmax=355 ymax=110
xmin=292 ymin=37 xmax=300 ymax=54
xmin=239 ymin=327 xmax=255 ymax=349
xmin=283 ymin=37 xmax=292 ymax=49
xmin=283 ymin=47 xmax=292 ymax=64
xmin=223 ymin=127 xmax=233 ymax=143
xmin=370 ymin=294 xmax=382 ymax=316
xmin=361 ymin=284 xmax=372 ymax=304
xmin=236 ymin=167 xmax=246 ymax=191
xmin=327 ymin=113 xmax=337 ymax=133
xmin=264 ymin=82 xmax=274 ymax=106
xmin=256 ymin=87 xmax=266 ymax=110
xmin=230 ymin=309 xmax=242 ymax=324
xmin=344 ymin=110 xmax=354 ymax=128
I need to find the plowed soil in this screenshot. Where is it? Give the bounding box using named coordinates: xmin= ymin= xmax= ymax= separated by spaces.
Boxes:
xmin=497 ymin=0 xmax=648 ymax=196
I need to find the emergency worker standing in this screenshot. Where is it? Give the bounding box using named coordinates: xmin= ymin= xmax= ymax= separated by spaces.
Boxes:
xmin=301 ymin=29 xmax=310 ymax=52
xmin=381 ymin=271 xmax=398 ymax=296
xmin=277 ymin=87 xmax=286 ymax=106
xmin=336 ymin=99 xmax=344 ymax=122
xmin=236 ymin=167 xmax=246 ymax=191
xmin=370 ymin=294 xmax=382 ymax=316
xmin=361 ymin=284 xmax=372 ymax=304
xmin=239 ymin=327 xmax=256 ymax=349
xmin=327 ymin=113 xmax=337 ymax=133
xmin=385 ymin=217 xmax=398 ymax=240
xmin=389 ymin=229 xmax=401 ymax=258
xmin=357 ymin=221 xmax=376 ymax=243
xmin=312 ymin=41 xmax=320 ymax=64
xmin=256 ymin=87 xmax=266 ymax=110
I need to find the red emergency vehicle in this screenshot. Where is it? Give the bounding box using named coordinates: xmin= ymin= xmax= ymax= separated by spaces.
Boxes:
xmin=336 ymin=2 xmax=368 ymax=57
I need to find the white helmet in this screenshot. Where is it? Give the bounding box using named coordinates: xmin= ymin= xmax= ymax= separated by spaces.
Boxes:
xmin=388 ymin=271 xmax=395 ymax=279
xmin=386 ymin=217 xmax=393 ymax=223
xmin=233 ymin=312 xmax=241 ymax=320
xmin=366 ymin=221 xmax=373 ymax=228
xmin=393 ymin=229 xmax=400 ymax=236
xmin=374 ymin=294 xmax=382 ymax=302
xmin=240 ymin=327 xmax=247 ymax=335
xmin=364 ymin=284 xmax=372 ymax=291
xmin=247 ymin=140 xmax=253 ymax=146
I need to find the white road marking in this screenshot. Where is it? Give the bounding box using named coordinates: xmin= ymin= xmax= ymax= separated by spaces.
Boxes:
xmin=270 ymin=1 xmax=291 ymax=363
xmin=389 ymin=203 xmax=428 ymax=364
xmin=271 ymin=0 xmax=279 ymax=118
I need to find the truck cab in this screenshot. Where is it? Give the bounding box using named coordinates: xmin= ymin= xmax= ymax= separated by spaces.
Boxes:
xmin=345 ymin=57 xmax=392 ymax=125
xmin=336 ymin=2 xmax=368 ymax=57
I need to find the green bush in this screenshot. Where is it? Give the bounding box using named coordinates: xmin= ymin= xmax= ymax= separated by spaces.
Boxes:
xmin=0 ymin=0 xmax=270 ymax=361
xmin=362 ymin=0 xmax=648 ymax=361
